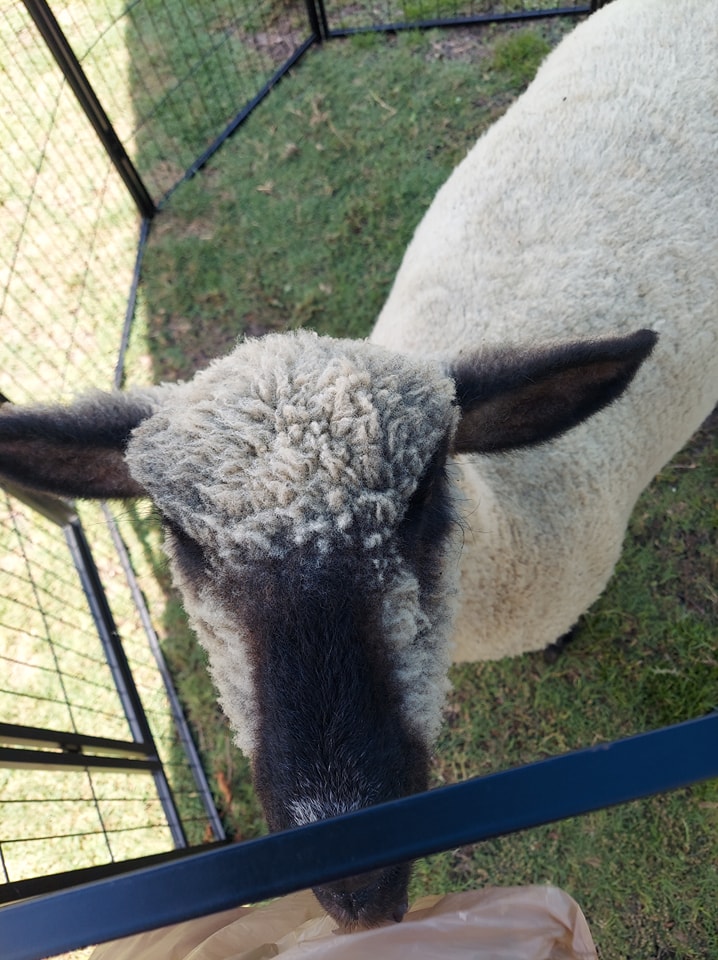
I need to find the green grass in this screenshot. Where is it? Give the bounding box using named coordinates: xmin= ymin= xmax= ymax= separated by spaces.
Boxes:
xmin=127 ymin=26 xmax=572 ymax=379
xmin=400 ymin=0 xmax=563 ymax=25
xmin=127 ymin=25 xmax=718 ymax=960
xmin=490 ymin=28 xmax=551 ymax=85
xmin=334 ymin=0 xmax=581 ymax=32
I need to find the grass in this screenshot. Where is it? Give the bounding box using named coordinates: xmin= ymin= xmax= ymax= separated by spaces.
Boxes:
xmin=126 ymin=25 xmax=571 ymax=379
xmin=126 ymin=24 xmax=718 ymax=960
xmin=327 ymin=0 xmax=586 ymax=33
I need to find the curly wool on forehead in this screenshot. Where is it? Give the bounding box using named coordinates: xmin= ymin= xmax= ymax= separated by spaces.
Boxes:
xmin=127 ymin=331 xmax=458 ymax=556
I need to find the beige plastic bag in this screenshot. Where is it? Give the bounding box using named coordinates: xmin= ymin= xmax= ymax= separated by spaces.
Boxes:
xmin=90 ymin=885 xmax=597 ymax=960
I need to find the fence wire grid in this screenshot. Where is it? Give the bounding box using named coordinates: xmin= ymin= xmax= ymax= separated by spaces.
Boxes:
xmin=0 ymin=488 xmax=222 ymax=887
xmin=323 ymin=0 xmax=588 ymax=35
xmin=21 ymin=0 xmax=316 ymax=207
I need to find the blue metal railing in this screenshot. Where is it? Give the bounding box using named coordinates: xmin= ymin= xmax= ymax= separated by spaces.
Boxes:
xmin=2 ymin=711 xmax=716 ymax=960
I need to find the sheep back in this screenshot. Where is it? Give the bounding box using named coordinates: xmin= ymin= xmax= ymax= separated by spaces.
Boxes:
xmin=372 ymin=0 xmax=718 ymax=660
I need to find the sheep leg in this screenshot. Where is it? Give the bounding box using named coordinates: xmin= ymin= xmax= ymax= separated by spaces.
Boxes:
xmin=543 ymin=624 xmax=580 ymax=664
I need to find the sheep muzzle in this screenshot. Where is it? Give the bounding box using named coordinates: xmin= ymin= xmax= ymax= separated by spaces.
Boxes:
xmin=312 ymin=862 xmax=411 ymax=930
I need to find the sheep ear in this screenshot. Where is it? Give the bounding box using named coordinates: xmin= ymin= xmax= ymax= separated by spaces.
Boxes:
xmin=451 ymin=329 xmax=657 ymax=455
xmin=0 ymin=390 xmax=161 ymax=499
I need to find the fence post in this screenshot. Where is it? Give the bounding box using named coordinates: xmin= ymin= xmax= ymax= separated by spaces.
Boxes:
xmin=22 ymin=0 xmax=156 ymax=218
xmin=63 ymin=516 xmax=187 ymax=848
xmin=304 ymin=0 xmax=329 ymax=41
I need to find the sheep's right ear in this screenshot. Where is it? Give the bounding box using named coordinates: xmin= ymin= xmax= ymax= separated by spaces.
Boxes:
xmin=0 ymin=390 xmax=161 ymax=499
xmin=450 ymin=329 xmax=657 ymax=455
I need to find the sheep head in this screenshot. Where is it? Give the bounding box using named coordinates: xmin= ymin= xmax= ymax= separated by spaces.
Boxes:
xmin=0 ymin=328 xmax=656 ymax=928
xmin=126 ymin=333 xmax=462 ymax=928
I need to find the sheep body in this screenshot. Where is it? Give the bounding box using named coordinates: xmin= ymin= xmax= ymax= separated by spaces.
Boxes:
xmin=372 ymin=0 xmax=718 ymax=660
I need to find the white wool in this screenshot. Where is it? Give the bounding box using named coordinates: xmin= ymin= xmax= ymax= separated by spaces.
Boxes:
xmin=288 ymin=795 xmax=365 ymax=828
xmin=170 ymin=574 xmax=260 ymax=757
xmin=372 ymin=0 xmax=718 ymax=661
xmin=380 ymin=561 xmax=456 ymax=744
xmin=128 ymin=331 xmax=456 ymax=558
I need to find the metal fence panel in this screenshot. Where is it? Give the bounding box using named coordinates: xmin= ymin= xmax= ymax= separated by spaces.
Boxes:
xmin=318 ymin=0 xmax=589 ymax=37
xmin=2 ymin=0 xmax=231 ymax=865
xmin=25 ymin=0 xmax=318 ymax=206
xmin=0 ymin=483 xmax=224 ymax=888
xmin=2 ymin=2 xmax=140 ymax=407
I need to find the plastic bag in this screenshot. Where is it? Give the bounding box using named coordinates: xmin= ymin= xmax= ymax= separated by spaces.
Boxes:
xmin=90 ymin=885 xmax=597 ymax=960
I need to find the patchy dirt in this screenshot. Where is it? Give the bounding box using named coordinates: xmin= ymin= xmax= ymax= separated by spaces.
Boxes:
xmin=147 ymin=159 xmax=187 ymax=201
xmin=239 ymin=26 xmax=309 ymax=66
xmin=423 ymin=26 xmax=499 ymax=63
xmin=421 ymin=18 xmax=579 ymax=62
xmin=242 ymin=312 xmax=290 ymax=339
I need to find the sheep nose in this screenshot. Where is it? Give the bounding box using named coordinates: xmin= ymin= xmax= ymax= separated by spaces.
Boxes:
xmin=392 ymin=898 xmax=409 ymax=923
xmin=313 ymin=862 xmax=411 ymax=929
xmin=325 ymin=885 xmax=404 ymax=927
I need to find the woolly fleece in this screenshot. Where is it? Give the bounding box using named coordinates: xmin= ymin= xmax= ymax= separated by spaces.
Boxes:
xmin=126 ymin=331 xmax=460 ymax=752
xmin=372 ymin=0 xmax=718 ymax=660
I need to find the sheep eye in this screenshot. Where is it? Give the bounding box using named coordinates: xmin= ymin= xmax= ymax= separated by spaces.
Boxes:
xmin=404 ymin=473 xmax=436 ymax=523
xmin=402 ymin=435 xmax=451 ymax=528
xmin=400 ymin=453 xmax=451 ymax=551
xmin=163 ymin=517 xmax=207 ymax=579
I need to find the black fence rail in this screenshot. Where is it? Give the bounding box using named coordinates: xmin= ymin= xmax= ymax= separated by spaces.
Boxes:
xmin=22 ymin=0 xmax=318 ymax=210
xmin=0 ymin=479 xmax=224 ymax=890
xmin=318 ymin=0 xmax=590 ymax=38
xmin=0 ymin=486 xmax=186 ymax=853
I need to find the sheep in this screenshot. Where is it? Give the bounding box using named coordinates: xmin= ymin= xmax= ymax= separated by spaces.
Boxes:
xmin=1 ymin=0 xmax=716 ymax=932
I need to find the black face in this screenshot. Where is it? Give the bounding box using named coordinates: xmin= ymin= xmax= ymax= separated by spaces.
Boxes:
xmin=240 ymin=555 xmax=430 ymax=927
xmin=397 ymin=433 xmax=456 ymax=591
xmin=312 ymin=862 xmax=413 ymax=929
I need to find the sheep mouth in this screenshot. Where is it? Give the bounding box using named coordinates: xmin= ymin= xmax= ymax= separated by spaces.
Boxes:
xmin=312 ymin=862 xmax=411 ymax=930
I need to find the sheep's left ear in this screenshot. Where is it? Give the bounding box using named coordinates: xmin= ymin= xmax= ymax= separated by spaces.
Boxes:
xmin=0 ymin=389 xmax=163 ymax=499
xmin=450 ymin=329 xmax=657 ymax=455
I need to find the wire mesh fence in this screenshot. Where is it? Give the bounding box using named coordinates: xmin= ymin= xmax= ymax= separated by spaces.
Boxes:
xmin=26 ymin=0 xmax=316 ymax=206
xmin=2 ymin=0 xmax=317 ymax=417
xmin=0 ymin=487 xmax=222 ymax=888
xmin=1 ymin=1 xmax=237 ymax=889
xmin=320 ymin=0 xmax=590 ymax=36
xmin=0 ymin=500 xmax=122 ymax=741
xmin=2 ymin=2 xmax=140 ymax=407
